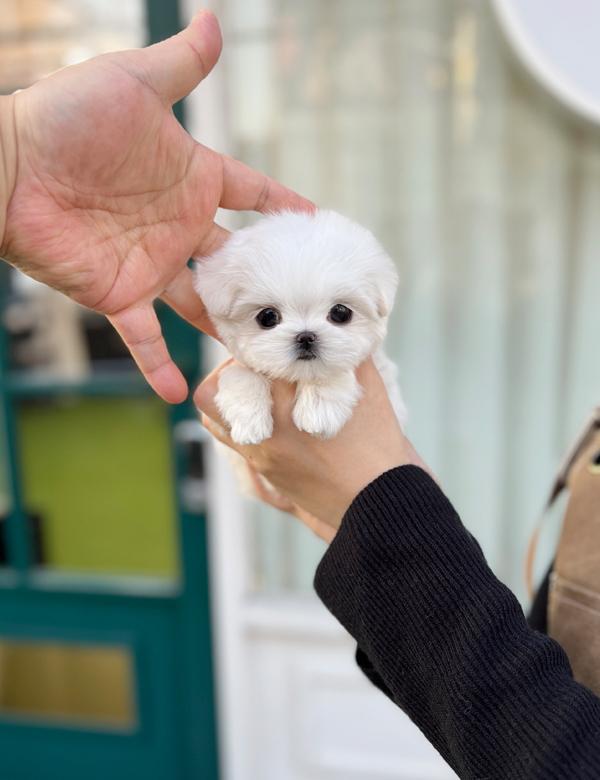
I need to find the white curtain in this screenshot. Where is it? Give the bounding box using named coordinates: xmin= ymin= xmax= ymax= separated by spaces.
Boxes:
xmin=221 ymin=0 xmax=600 ymax=602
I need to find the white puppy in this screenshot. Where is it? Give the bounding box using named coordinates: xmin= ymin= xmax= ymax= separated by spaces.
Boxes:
xmin=194 ymin=210 xmax=407 ymax=449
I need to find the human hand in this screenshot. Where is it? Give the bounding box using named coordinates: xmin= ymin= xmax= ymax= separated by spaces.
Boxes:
xmin=194 ymin=359 xmax=432 ymax=541
xmin=0 ymin=11 xmax=313 ymax=403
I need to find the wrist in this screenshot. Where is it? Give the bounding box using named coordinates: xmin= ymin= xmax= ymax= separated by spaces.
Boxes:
xmin=0 ymin=93 xmax=18 ymax=258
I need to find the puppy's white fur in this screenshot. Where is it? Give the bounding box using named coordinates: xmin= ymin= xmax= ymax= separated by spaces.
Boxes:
xmin=194 ymin=210 xmax=407 ymax=459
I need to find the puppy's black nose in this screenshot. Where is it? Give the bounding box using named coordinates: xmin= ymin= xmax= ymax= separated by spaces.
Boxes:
xmin=296 ymin=331 xmax=316 ymax=348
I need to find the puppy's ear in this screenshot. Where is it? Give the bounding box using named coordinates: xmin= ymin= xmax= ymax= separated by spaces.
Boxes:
xmin=375 ymin=286 xmax=391 ymax=318
xmin=194 ymin=247 xmax=241 ymax=319
xmin=194 ymin=264 xmax=234 ymax=318
xmin=194 ymin=227 xmax=260 ymax=319
xmin=372 ymin=264 xmax=398 ymax=319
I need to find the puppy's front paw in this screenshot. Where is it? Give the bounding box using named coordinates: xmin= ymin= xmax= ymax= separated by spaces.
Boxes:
xmin=229 ymin=415 xmax=273 ymax=446
xmin=216 ymin=363 xmax=273 ymax=445
xmin=292 ymin=400 xmax=346 ymax=439
xmin=293 ymin=373 xmax=362 ymax=439
xmin=292 ymin=389 xmax=355 ymax=440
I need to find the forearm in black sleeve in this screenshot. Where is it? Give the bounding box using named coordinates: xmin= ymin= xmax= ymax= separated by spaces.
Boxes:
xmin=314 ymin=465 xmax=600 ymax=780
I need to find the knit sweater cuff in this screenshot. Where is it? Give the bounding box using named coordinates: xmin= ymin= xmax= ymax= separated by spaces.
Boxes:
xmin=314 ymin=464 xmax=495 ymax=649
xmin=313 ymin=465 xmax=598 ymax=778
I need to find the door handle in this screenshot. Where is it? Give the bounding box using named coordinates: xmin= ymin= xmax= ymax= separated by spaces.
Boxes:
xmin=173 ymin=420 xmax=209 ymax=515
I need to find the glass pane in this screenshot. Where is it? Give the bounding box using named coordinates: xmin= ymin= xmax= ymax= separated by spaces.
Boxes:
xmin=4 ymin=270 xmax=138 ymax=380
xmin=0 ymin=0 xmax=144 ymax=95
xmin=17 ymin=396 xmax=180 ymax=578
xmin=0 ymin=639 xmax=136 ymax=730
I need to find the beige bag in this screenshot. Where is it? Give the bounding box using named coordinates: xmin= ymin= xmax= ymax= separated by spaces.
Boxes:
xmin=528 ymin=408 xmax=600 ymax=696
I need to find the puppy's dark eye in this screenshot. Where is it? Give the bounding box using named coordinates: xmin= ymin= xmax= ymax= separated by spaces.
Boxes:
xmin=328 ymin=304 xmax=352 ymax=324
xmin=257 ymin=308 xmax=280 ymax=328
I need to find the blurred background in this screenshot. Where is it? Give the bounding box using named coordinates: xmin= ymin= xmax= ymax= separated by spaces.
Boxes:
xmin=1 ymin=0 xmax=599 ymax=778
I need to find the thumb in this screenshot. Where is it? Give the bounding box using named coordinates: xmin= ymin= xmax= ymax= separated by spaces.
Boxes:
xmin=137 ymin=10 xmax=223 ymax=106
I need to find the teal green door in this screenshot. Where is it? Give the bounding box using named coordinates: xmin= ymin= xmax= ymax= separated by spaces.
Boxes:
xmin=0 ymin=6 xmax=218 ymax=775
xmin=0 ymin=286 xmax=218 ymax=780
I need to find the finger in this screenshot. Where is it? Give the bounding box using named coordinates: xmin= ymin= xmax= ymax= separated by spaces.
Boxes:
xmin=137 ymin=10 xmax=223 ymax=106
xmin=355 ymin=357 xmax=403 ymax=423
xmin=160 ymin=265 xmax=219 ymax=340
xmin=108 ymin=304 xmax=188 ymax=404
xmin=193 ymin=221 xmax=231 ymax=258
xmin=355 ymin=356 xmax=381 ymax=388
xmin=220 ymin=155 xmax=316 ymax=215
xmin=269 ymin=379 xmax=297 ymax=427
xmin=247 ymin=468 xmax=297 ymax=513
xmin=201 ymin=412 xmax=235 ymax=448
xmin=193 ymin=360 xmax=233 ymax=426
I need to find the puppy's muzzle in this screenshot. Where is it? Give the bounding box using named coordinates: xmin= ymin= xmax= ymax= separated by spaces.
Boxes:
xmin=296 ymin=331 xmax=318 ymax=360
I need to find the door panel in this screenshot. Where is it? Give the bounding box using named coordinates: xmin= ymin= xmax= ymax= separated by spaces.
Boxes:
xmin=17 ymin=396 xmax=180 ymax=578
xmin=0 ymin=593 xmax=182 ymax=780
xmin=0 ymin=639 xmax=136 ymax=730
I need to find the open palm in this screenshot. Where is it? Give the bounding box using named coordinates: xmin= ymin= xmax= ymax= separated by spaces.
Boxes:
xmin=0 ymin=11 xmax=312 ymax=402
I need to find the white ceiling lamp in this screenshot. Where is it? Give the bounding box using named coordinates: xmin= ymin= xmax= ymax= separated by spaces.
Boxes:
xmin=492 ymin=0 xmax=600 ymax=124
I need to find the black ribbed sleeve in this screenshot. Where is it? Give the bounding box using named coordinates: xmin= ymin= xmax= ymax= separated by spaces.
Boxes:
xmin=314 ymin=465 xmax=600 ymax=779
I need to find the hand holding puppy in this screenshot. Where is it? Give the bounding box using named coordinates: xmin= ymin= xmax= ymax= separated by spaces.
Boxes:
xmin=195 ymin=359 xmax=426 ymax=539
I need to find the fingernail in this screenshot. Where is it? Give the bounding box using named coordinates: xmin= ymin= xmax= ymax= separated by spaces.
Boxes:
xmin=195 ymin=9 xmax=216 ymax=31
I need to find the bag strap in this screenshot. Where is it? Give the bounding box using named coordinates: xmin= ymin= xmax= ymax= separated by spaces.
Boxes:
xmin=526 ymin=406 xmax=600 ymax=599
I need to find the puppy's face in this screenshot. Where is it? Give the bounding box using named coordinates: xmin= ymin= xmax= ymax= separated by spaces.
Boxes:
xmin=221 ymin=287 xmax=385 ymax=383
xmin=195 ymin=210 xmax=398 ymax=382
